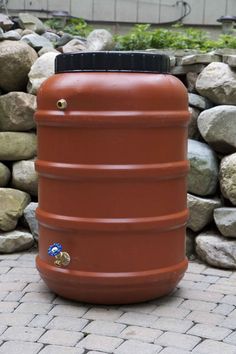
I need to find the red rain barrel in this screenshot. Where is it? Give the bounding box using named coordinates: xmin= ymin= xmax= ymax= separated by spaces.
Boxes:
xmin=35 ymin=52 xmax=189 ymax=304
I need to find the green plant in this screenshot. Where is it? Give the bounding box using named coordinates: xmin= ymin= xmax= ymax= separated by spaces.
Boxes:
xmin=44 ymin=17 xmax=92 ymax=37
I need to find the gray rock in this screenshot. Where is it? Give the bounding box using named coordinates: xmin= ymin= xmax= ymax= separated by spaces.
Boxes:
xmin=223 ymin=55 xmax=236 ymax=67
xmin=15 ymin=28 xmax=23 ymax=36
xmin=0 ymin=132 xmax=37 ymax=161
xmin=214 ymin=208 xmax=236 ymax=238
xmin=23 ymin=202 xmax=38 ymax=241
xmin=42 ymin=31 xmax=60 ymax=43
xmin=0 ymin=92 xmax=36 ymax=131
xmin=62 ymin=39 xmax=87 ymax=53
xmin=0 ymin=27 xmax=4 ymax=40
xmin=171 ymin=64 xmax=205 ymax=75
xmin=56 ymin=33 xmax=73 ymax=47
xmin=3 ymin=30 xmax=21 ymax=40
xmin=188 ymin=107 xmax=201 ymax=140
xmin=0 ymin=188 xmax=30 ymax=231
xmin=186 ymin=72 xmax=198 ymax=93
xmin=196 ymin=230 xmax=236 ymax=269
xmin=27 ymin=52 xmax=59 ymax=94
xmin=12 ymin=160 xmax=38 ymax=197
xmin=181 ymin=53 xmax=221 ymax=65
xmin=18 ymin=13 xmax=45 ymax=34
xmin=87 ymin=29 xmax=114 ymax=51
xmin=21 ymin=29 xmax=34 ymax=36
xmin=0 ymin=40 xmax=38 ymax=92
xmin=196 ymin=62 xmax=236 ymax=105
xmin=220 ymin=153 xmax=236 ymax=205
xmin=188 ymin=139 xmax=219 ymax=196
xmin=38 ymin=47 xmax=60 ymax=56
xmin=0 ymin=229 xmax=34 ymax=253
xmin=0 ymin=14 xmax=13 ymax=31
xmin=187 ymin=194 xmax=221 ymax=232
xmin=21 ymin=33 xmax=53 ymax=51
xmin=188 ymin=93 xmax=213 ymax=110
xmin=186 ymin=229 xmax=196 ymax=257
xmin=0 ymin=163 xmax=10 ymax=187
xmin=197 ymin=105 xmax=236 ymax=154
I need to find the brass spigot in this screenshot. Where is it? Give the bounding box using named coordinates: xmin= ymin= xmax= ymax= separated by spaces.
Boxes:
xmin=48 ymin=243 xmax=71 ymax=268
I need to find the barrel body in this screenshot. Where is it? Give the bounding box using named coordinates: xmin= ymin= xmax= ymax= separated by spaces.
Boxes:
xmin=35 ymin=71 xmax=189 ymax=304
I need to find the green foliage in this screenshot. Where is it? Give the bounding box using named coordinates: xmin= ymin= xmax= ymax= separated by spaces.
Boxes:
xmin=116 ymin=24 xmax=236 ymax=51
xmin=44 ymin=18 xmax=92 ymax=37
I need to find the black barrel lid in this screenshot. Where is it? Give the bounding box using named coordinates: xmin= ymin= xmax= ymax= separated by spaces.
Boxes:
xmin=55 ymin=51 xmax=170 ymax=74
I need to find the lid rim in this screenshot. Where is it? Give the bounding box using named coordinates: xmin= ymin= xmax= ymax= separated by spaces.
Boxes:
xmin=55 ymin=51 xmax=170 ymax=74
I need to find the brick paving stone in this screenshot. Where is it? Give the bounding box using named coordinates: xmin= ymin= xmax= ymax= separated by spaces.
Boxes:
xmin=116 ymin=312 xmax=157 ymax=327
xmin=77 ymin=334 xmax=123 ymax=353
xmin=0 ymin=301 xmax=18 ymax=312
xmin=118 ymin=303 xmax=157 ymax=314
xmin=38 ymin=345 xmax=85 ymax=354
xmin=20 ymin=292 xmax=55 ymax=303
xmin=0 ymin=340 xmax=43 ymax=354
xmin=8 ymin=267 xmax=38 ymax=275
xmin=227 ymin=309 xmax=236 ymax=317
xmin=178 ymin=280 xmax=210 ymax=290
xmin=0 ymin=273 xmax=40 ymax=283
xmin=155 ymin=332 xmax=201 ymax=351
xmin=15 ymin=302 xmax=54 ymax=315
xmin=221 ymin=295 xmax=236 ymax=305
xmin=114 ymin=339 xmax=162 ymax=354
xmin=0 ymin=282 xmax=27 ymax=291
xmin=192 ymin=339 xmax=236 ymax=354
xmin=208 ymin=284 xmax=236 ymax=295
xmin=4 ymin=291 xmax=24 ymax=301
xmin=0 ymin=291 xmax=8 ymax=300
xmin=0 ymin=326 xmax=7 ymax=335
xmin=0 ymin=253 xmax=21 ymax=260
xmin=188 ymin=323 xmax=232 ymax=340
xmin=187 ymin=262 xmax=206 ymax=274
xmin=46 ymin=316 xmax=88 ymax=331
xmin=186 ymin=310 xmax=225 ymax=325
xmin=160 ymin=348 xmax=191 ymax=354
xmin=49 ymin=304 xmax=89 ymax=317
xmin=202 ymin=268 xmax=232 ymax=277
xmin=52 ymin=297 xmax=83 ymax=305
xmin=23 ymin=282 xmax=51 ymax=293
xmin=87 ymin=352 xmax=108 ymax=354
xmin=28 ymin=314 xmax=54 ymax=328
xmin=173 ymin=288 xmax=224 ymax=302
xmin=0 ymin=266 xmax=10 ymax=274
xmin=120 ymin=325 xmax=163 ymax=342
xmin=183 ymin=273 xmax=219 ymax=283
xmin=153 ymin=297 xmax=184 ymax=307
xmin=0 ymin=313 xmax=34 ymax=326
xmin=224 ymin=331 xmax=236 ymax=345
xmin=152 ymin=306 xmax=190 ymax=319
xmin=83 ymin=320 xmax=126 ymax=336
xmin=179 ymin=299 xmax=217 ymax=311
xmin=212 ymin=303 xmax=235 ymax=315
xmin=0 ymin=260 xmax=35 ymax=268
xmin=38 ymin=329 xmax=84 ymax=346
xmin=0 ymin=326 xmax=45 ymax=342
xmin=83 ymin=308 xmax=123 ymax=321
xmin=151 ymin=318 xmax=193 ymax=333
xmin=220 ymin=316 xmax=236 ymax=329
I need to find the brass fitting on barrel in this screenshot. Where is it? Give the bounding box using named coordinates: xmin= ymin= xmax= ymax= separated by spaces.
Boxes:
xmin=48 ymin=243 xmax=71 ymax=268
xmin=57 ymin=99 xmax=67 ymax=110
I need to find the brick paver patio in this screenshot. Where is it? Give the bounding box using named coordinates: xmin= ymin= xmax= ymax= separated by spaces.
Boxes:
xmin=0 ymin=249 xmax=235 ymax=354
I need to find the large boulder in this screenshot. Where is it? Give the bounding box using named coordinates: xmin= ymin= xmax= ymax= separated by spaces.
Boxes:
xmin=27 ymin=52 xmax=59 ymax=94
xmin=12 ymin=159 xmax=38 ymax=197
xmin=0 ymin=132 xmax=37 ymax=160
xmin=0 ymin=229 xmax=34 ymax=253
xmin=187 ymin=193 xmax=221 ymax=232
xmin=196 ymin=62 xmax=236 ymax=104
xmin=0 ymin=163 xmax=10 ymax=187
xmin=188 ymin=139 xmax=219 ymax=196
xmin=196 ymin=230 xmax=236 ymax=269
xmin=0 ymin=40 xmax=38 ymax=92
xmin=87 ymin=29 xmax=114 ymax=51
xmin=0 ymin=188 xmax=30 ymax=231
xmin=18 ymin=13 xmax=45 ymax=34
xmin=188 ymin=93 xmax=213 ymax=110
xmin=62 ymin=39 xmax=87 ymax=53
xmin=214 ymin=208 xmax=236 ymax=238
xmin=198 ymin=105 xmax=236 ymax=154
xmin=0 ymin=92 xmax=36 ymax=131
xmin=23 ymin=202 xmax=38 ymax=241
xmin=220 ymin=153 xmax=236 ymax=205
xmin=3 ymin=30 xmax=21 ymax=40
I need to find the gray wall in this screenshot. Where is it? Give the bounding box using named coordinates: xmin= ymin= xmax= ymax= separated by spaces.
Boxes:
xmin=5 ymin=0 xmax=236 ymax=26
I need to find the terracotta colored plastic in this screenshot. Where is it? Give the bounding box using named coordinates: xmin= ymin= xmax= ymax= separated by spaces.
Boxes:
xmin=35 ymin=71 xmax=189 ymax=304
